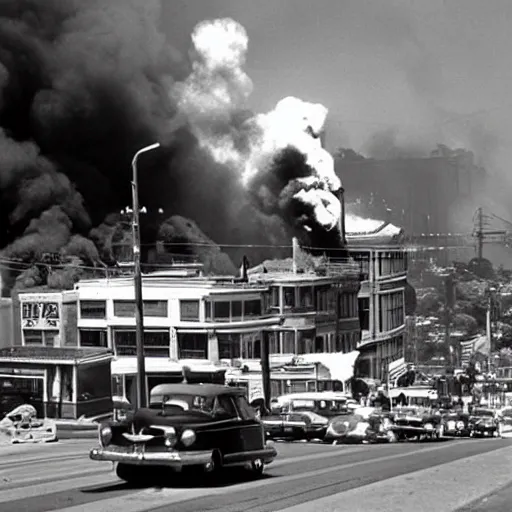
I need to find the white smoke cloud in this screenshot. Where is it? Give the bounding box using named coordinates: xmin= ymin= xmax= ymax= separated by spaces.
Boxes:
xmin=175 ymin=18 xmax=343 ymax=232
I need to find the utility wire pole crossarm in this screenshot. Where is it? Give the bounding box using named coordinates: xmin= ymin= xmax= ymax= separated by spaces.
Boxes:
xmin=131 ymin=142 xmax=160 ymax=410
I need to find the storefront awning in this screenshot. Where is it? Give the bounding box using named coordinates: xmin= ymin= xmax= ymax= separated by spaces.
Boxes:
xmin=293 ymin=351 xmax=360 ymax=383
xmin=0 ymin=346 xmax=113 ymax=366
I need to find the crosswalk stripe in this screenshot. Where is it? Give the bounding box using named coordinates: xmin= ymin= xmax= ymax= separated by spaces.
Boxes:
xmin=277 ymin=445 xmax=512 ymax=512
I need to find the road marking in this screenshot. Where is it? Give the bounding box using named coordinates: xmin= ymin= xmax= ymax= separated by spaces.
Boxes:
xmin=277 ymin=445 xmax=512 ymax=512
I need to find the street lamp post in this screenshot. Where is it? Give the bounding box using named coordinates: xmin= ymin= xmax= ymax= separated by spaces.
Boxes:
xmin=131 ymin=142 xmax=160 ymax=409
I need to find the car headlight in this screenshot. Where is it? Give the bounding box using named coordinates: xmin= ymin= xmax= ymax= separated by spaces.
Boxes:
xmin=99 ymin=424 xmax=112 ymax=447
xmin=181 ymin=429 xmax=196 ymax=447
xmin=162 ymin=426 xmax=177 ymax=448
xmin=424 ymin=423 xmax=434 ymax=431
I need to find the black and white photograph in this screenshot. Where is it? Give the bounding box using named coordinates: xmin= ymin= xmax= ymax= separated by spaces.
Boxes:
xmin=0 ymin=1 xmax=511 ymax=510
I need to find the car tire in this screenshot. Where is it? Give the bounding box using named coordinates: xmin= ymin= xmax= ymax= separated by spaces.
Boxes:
xmin=205 ymin=450 xmax=222 ymax=478
xmin=116 ymin=463 xmax=141 ymax=484
xmin=250 ymin=458 xmax=265 ymax=477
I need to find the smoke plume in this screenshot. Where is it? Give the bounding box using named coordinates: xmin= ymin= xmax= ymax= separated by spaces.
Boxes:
xmin=174 ymin=18 xmax=343 ymax=249
xmin=0 ymin=5 xmax=346 ymax=294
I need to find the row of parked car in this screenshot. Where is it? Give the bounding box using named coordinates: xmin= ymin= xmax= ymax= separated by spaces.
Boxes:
xmin=262 ymin=391 xmax=512 ymax=444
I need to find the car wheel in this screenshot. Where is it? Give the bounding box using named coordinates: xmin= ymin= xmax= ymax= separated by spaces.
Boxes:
xmin=205 ymin=450 xmax=222 ymax=477
xmin=250 ymin=458 xmax=265 ymax=477
xmin=116 ymin=463 xmax=142 ymax=484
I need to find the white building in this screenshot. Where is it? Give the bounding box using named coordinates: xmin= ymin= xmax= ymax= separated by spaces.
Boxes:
xmin=347 ymin=220 xmax=408 ymax=381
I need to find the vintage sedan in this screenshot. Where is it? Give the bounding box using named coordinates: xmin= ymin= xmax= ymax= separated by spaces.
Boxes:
xmin=389 ymin=407 xmax=444 ymax=441
xmin=498 ymin=407 xmax=512 ymax=438
xmin=263 ymin=411 xmax=328 ymax=441
xmin=324 ymin=407 xmax=396 ymax=444
xmin=442 ymin=411 xmax=471 ymax=437
xmin=89 ymin=384 xmax=277 ymax=483
xmin=468 ymin=408 xmax=500 ymax=438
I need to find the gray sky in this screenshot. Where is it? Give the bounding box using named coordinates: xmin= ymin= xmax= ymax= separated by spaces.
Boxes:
xmin=163 ymin=0 xmax=512 ymax=169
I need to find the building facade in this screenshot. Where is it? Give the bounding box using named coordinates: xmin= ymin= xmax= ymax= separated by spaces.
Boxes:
xmin=347 ymin=221 xmax=408 ymax=381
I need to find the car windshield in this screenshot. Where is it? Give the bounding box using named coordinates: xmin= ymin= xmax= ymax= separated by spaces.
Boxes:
xmin=150 ymin=393 xmax=220 ymax=415
xmin=396 ymin=407 xmax=421 ymax=415
xmin=291 ymin=399 xmax=347 ymax=413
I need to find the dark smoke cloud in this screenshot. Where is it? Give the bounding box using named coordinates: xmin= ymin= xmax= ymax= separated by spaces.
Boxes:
xmin=0 ymin=2 xmax=299 ymax=293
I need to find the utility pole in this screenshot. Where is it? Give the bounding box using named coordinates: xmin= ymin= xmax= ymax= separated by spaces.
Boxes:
xmin=131 ymin=142 xmax=160 ymax=409
xmin=444 ymin=273 xmax=456 ymax=369
xmin=476 ymin=207 xmax=484 ymax=260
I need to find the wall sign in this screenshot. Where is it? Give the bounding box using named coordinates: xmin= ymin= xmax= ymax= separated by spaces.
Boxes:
xmin=21 ymin=301 xmax=60 ymax=329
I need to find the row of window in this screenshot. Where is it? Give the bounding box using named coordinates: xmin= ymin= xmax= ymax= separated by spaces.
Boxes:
xmin=79 ymin=299 xmax=263 ymax=322
xmin=23 ymin=327 xmax=361 ymax=360
xmin=379 ymin=292 xmax=405 ymax=333
xmin=349 ymin=251 xmax=407 ymax=280
xmin=270 ymin=286 xmax=357 ymax=317
xmin=79 ymin=291 xmax=358 ymax=323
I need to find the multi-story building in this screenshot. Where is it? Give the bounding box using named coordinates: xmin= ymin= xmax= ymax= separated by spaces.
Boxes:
xmin=346 ymin=219 xmax=408 ymax=382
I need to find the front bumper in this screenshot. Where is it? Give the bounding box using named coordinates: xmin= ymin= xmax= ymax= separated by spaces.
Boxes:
xmin=390 ymin=425 xmax=427 ymax=435
xmin=90 ymin=446 xmax=214 ymax=469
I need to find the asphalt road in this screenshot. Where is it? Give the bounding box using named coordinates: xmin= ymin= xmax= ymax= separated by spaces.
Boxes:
xmin=0 ymin=437 xmax=510 ymax=512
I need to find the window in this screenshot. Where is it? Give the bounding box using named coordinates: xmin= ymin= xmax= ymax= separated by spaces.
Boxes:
xmin=270 ymin=287 xmax=279 ymax=309
xmin=378 ymin=251 xmax=406 ymax=277
xmin=231 ymin=301 xmax=242 ymax=319
xmin=241 ymin=333 xmax=261 ymax=359
xmin=113 ymin=301 xmax=135 ymax=317
xmin=23 ymin=330 xmax=43 ymax=345
xmin=315 ymin=336 xmax=324 ymax=353
xmin=215 ymin=395 xmax=238 ymax=419
xmin=359 ymin=297 xmax=370 ymax=330
xmin=205 ymin=301 xmax=212 ymax=320
xmin=244 ymin=300 xmax=262 ymax=317
xmin=178 ymin=332 xmax=208 ymax=359
xmin=80 ymin=329 xmax=108 ymax=348
xmin=269 ymin=332 xmax=279 ymax=355
xmin=144 ymin=301 xmax=167 ymax=317
xmin=23 ymin=330 xmax=57 ymax=346
xmin=180 ymin=300 xmax=200 ymax=321
xmin=351 ymin=251 xmax=371 ymax=280
xmin=281 ymin=331 xmax=295 ymax=354
xmin=379 ymin=292 xmax=405 ymax=332
xmin=77 ymin=363 xmax=111 ymax=401
xmin=218 ymin=334 xmax=241 ymax=359
xmin=234 ymin=395 xmax=257 ymax=420
xmin=315 ymin=286 xmax=329 ymax=311
xmin=339 ymin=293 xmax=356 ymax=318
xmin=297 ymin=331 xmax=315 ymax=354
xmin=80 ymin=301 xmax=106 ymax=319
xmin=61 ymin=366 xmax=73 ymax=402
xmin=299 ymin=287 xmax=313 ymax=309
xmin=283 ymin=287 xmax=296 ymax=308
xmin=213 ymin=301 xmax=230 ymax=321
xmin=114 ymin=330 xmax=170 ymax=357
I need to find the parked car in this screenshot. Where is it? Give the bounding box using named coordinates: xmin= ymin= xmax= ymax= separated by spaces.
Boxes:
xmin=389 ymin=406 xmax=444 ymax=441
xmin=468 ymin=407 xmax=500 ymax=438
xmin=263 ymin=411 xmax=328 ymax=441
xmin=89 ymin=384 xmax=277 ymax=483
xmin=441 ymin=411 xmax=471 ymax=437
xmin=498 ymin=407 xmax=512 ymax=438
xmin=324 ymin=407 xmax=396 ymax=444
xmin=269 ymin=392 xmax=352 ymax=419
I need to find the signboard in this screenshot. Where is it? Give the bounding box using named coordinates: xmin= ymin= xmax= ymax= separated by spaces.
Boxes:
xmin=248 ymin=381 xmax=264 ymax=403
xmin=21 ymin=301 xmax=60 ymax=329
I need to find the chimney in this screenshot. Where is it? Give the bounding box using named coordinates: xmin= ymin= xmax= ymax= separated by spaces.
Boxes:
xmin=292 ymin=238 xmax=299 ymax=273
xmin=338 ymin=187 xmax=347 ymax=246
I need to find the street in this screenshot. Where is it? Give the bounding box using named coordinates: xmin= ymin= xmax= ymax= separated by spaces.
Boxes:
xmin=0 ymin=438 xmax=510 ymax=512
